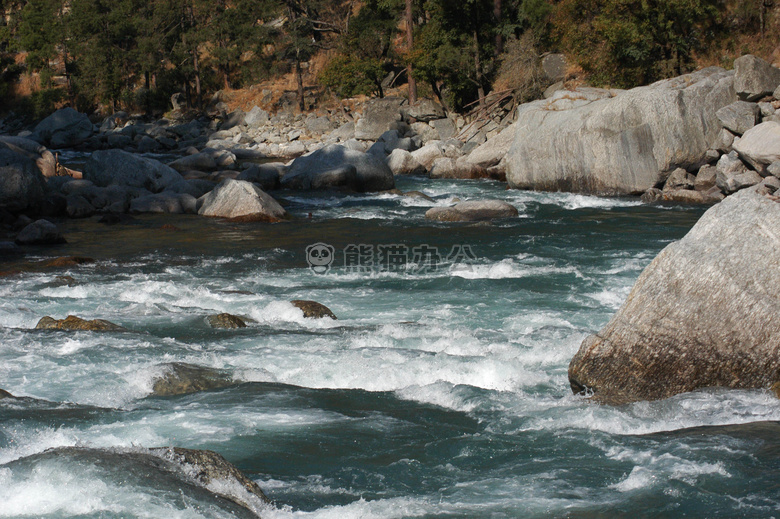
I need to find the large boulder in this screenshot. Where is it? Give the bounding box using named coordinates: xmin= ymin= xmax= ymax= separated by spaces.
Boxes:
xmin=84 ymin=150 xmax=184 ymax=193
xmin=354 ymin=97 xmax=405 ymax=140
xmin=281 ymin=144 xmax=394 ymax=192
xmin=387 ymin=149 xmax=426 ymax=176
xmin=733 ymin=121 xmax=780 ymax=173
xmin=733 ymin=54 xmax=780 ymax=102
xmin=31 ymin=107 xmax=95 ymax=148
xmin=15 ymin=219 xmax=65 ymax=245
xmin=0 ymin=136 xmax=57 ymax=178
xmin=0 ymin=142 xmax=46 ymax=213
xmin=569 ymin=190 xmax=780 ymax=405
xmin=197 ymin=179 xmax=287 ymax=220
xmin=715 ymin=101 xmax=760 ymax=135
xmin=405 ymin=98 xmax=446 ymax=122
xmin=465 ymin=125 xmax=515 ymax=169
xmin=505 ymin=67 xmax=736 ymax=195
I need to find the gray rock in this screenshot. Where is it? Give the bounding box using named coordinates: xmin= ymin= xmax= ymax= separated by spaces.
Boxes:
xmin=130 ymin=192 xmax=196 ymax=214
xmin=0 ymin=136 xmax=57 ymax=178
xmin=694 ymin=165 xmax=718 ymax=191
xmin=428 ymin=157 xmax=487 ymax=179
xmin=168 ymin=153 xmax=217 ymax=172
xmin=409 ymin=121 xmax=439 ymax=144
xmin=733 ymin=121 xmax=780 ymax=173
xmin=236 ymin=163 xmax=283 ymax=190
xmin=60 ymin=179 xmax=94 ymax=196
xmin=711 ymin=128 xmax=735 ymax=152
xmin=465 ymin=125 xmax=515 ymax=169
xmin=355 ymin=97 xmax=405 ymax=140
xmin=99 ymin=111 xmax=129 ymax=132
xmin=0 ymin=142 xmax=46 ymax=213
xmin=15 ymin=219 xmax=65 ymax=244
xmin=569 ymin=189 xmax=780 ymax=405
xmin=663 ymin=168 xmax=695 ymax=191
xmin=541 ymin=53 xmax=568 ymax=82
xmin=137 ymin=135 xmax=160 ymax=153
xmin=769 ymin=161 xmax=780 ymax=177
xmin=84 ymin=150 xmax=184 ymax=193
xmin=410 ymin=142 xmax=444 ymax=170
xmin=406 ymin=98 xmax=446 ymax=122
xmin=184 ymin=179 xmax=215 ymax=198
xmin=759 ymin=102 xmax=776 ymax=117
xmin=734 ymin=54 xmax=780 ymax=102
xmin=330 ymin=121 xmax=355 ymax=141
xmin=640 ymin=187 xmax=663 ymax=203
xmin=716 ymin=151 xmax=750 ymax=193
xmin=198 ymin=179 xmax=287 ymax=220
xmin=66 ymin=194 xmax=95 ymax=218
xmin=425 ymin=200 xmax=519 ymax=221
xmin=716 ymin=101 xmax=760 ymax=135
xmin=305 ymin=115 xmax=333 ymax=134
xmin=506 ymin=67 xmax=735 ymax=195
xmin=387 ymin=149 xmax=426 ymax=176
xmin=244 ymin=106 xmax=269 ymax=128
xmin=31 ymin=107 xmax=94 ymax=148
xmin=431 ymin=118 xmax=456 ymax=141
xmin=281 ymin=144 xmax=394 ymax=192
xmin=661 ymin=189 xmax=706 ymax=204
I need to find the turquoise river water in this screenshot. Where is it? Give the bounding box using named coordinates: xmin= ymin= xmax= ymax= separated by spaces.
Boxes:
xmin=1 ymin=177 xmax=779 ymax=518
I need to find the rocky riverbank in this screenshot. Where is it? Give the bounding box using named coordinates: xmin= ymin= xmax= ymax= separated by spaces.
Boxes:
xmin=2 ymin=54 xmax=779 ymax=250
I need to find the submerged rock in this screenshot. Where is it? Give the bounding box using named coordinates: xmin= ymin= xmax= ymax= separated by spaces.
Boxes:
xmin=207 ymin=313 xmax=247 ymax=329
xmin=149 ymin=447 xmax=271 ymax=511
xmin=291 ymin=300 xmax=337 ymax=319
xmin=42 ymin=256 xmax=95 ymax=268
xmin=425 ymin=200 xmax=519 ymax=222
xmin=151 ymin=362 xmax=235 ymax=396
xmin=569 ymin=190 xmax=780 ymax=405
xmin=35 ymin=315 xmax=125 ymax=331
xmin=1 ymin=447 xmax=267 ymax=518
xmin=0 ymin=388 xmax=14 ymax=399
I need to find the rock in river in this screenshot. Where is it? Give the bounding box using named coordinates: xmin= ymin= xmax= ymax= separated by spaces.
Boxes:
xmin=35 ymin=315 xmax=125 ymax=331
xmin=197 ymin=179 xmax=287 ymax=220
xmin=291 ymin=300 xmax=337 ymax=319
xmin=151 ymin=362 xmax=236 ymax=396
xmin=207 ymin=313 xmax=247 ymax=329
xmin=425 ymin=200 xmax=519 ymax=222
xmin=569 ymin=189 xmax=780 ymax=405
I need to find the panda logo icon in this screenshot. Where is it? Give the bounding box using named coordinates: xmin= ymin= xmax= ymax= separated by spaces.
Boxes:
xmin=306 ymin=242 xmax=335 ymax=274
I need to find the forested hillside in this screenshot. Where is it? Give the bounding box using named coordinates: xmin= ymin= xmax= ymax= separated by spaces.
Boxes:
xmin=0 ymin=0 xmax=777 ymax=119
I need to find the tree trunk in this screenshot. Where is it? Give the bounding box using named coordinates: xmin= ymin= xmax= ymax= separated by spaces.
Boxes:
xmin=296 ymin=55 xmax=305 ymax=112
xmin=193 ymin=50 xmax=202 ymax=109
xmin=405 ymin=0 xmax=417 ymax=104
xmin=474 ymin=29 xmax=486 ymax=107
xmin=494 ymin=0 xmax=503 ymax=55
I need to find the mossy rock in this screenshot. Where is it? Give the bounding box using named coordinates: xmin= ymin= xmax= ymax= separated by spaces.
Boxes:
xmin=291 ymin=300 xmax=337 ymax=319
xmin=35 ymin=315 xmax=126 ymax=331
xmin=206 ymin=313 xmax=247 ymax=329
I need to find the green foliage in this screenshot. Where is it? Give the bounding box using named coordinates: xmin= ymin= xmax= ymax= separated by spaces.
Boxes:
xmin=553 ymin=0 xmax=721 ymax=87
xmin=16 ymin=87 xmax=64 ymax=119
xmin=320 ymin=55 xmax=386 ymax=98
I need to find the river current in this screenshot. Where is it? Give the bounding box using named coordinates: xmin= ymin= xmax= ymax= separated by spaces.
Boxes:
xmin=2 ymin=177 xmax=779 ymax=518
